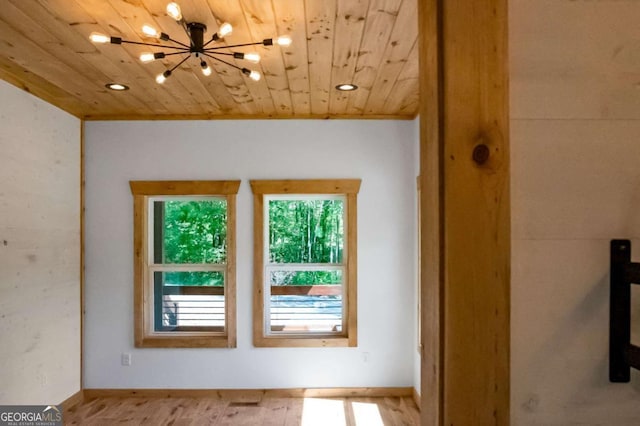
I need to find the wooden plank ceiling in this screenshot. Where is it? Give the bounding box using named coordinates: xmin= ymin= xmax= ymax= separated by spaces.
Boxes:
xmin=0 ymin=0 xmax=419 ymax=120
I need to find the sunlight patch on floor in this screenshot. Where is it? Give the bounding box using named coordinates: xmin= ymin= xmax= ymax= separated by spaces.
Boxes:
xmin=301 ymin=398 xmax=346 ymax=426
xmin=352 ymin=401 xmax=384 ymax=426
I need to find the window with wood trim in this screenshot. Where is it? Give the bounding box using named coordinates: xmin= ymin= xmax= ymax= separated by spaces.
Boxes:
xmin=250 ymin=179 xmax=360 ymax=347
xmin=130 ymin=180 xmax=239 ymax=348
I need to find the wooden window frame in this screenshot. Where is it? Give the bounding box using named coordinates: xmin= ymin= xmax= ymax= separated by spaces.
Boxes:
xmin=130 ymin=180 xmax=240 ymax=348
xmin=250 ymin=179 xmax=361 ymax=348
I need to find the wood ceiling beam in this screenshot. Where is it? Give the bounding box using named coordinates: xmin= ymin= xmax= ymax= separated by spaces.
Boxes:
xmin=418 ymin=0 xmax=510 ymax=424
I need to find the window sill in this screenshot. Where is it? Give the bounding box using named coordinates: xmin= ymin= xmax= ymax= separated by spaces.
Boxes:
xmin=135 ymin=335 xmax=236 ymax=348
xmin=253 ymin=335 xmax=356 ymax=348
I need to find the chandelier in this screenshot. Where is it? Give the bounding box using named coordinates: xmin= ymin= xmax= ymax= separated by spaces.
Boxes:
xmin=89 ymin=2 xmax=291 ymax=84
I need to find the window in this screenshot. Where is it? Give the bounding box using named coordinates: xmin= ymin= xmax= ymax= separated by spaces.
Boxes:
xmin=130 ymin=180 xmax=240 ymax=348
xmin=250 ymin=179 xmax=361 ymax=347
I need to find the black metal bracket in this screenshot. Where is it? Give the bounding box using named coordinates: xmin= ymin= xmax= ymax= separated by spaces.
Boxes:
xmin=610 ymin=239 xmax=640 ymax=382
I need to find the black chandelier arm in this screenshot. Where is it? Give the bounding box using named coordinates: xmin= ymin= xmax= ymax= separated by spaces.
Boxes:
xmin=177 ymin=19 xmax=194 ymax=46
xmin=206 ymin=51 xmax=259 ymax=62
xmin=167 ymin=54 xmax=192 ymax=73
xmin=204 ymin=51 xmax=235 ymax=57
xmin=204 ymin=40 xmax=266 ymax=51
xmin=202 ymin=38 xmax=215 ymax=48
xmin=202 ymin=34 xmax=232 ymax=48
xmin=119 ymin=39 xmax=190 ymax=51
xmin=162 ymin=51 xmax=189 ymax=57
xmin=165 ymin=36 xmax=190 ymax=49
xmin=202 ymin=34 xmax=228 ymax=48
xmin=202 ymin=52 xmax=246 ymax=73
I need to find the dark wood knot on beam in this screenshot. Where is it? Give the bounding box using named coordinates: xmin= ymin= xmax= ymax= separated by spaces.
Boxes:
xmin=472 ymin=143 xmax=490 ymax=165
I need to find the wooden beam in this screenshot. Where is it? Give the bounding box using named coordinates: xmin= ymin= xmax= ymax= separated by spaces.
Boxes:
xmin=418 ymin=0 xmax=510 ymax=424
xmin=418 ymin=0 xmax=443 ymax=422
xmin=249 ymin=179 xmax=361 ymax=195
xmin=129 ymin=180 xmax=241 ymax=196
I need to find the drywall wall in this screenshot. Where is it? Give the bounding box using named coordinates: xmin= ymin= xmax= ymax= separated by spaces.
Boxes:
xmin=84 ymin=119 xmax=418 ymax=389
xmin=510 ymin=0 xmax=640 ymax=424
xmin=0 ymin=80 xmax=81 ymax=404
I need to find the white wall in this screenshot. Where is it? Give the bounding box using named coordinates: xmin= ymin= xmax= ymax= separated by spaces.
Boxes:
xmin=511 ymin=0 xmax=640 ymax=424
xmin=0 ymin=80 xmax=81 ymax=404
xmin=84 ymin=119 xmax=418 ymax=389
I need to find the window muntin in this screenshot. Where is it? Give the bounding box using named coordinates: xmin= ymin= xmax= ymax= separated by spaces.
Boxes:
xmin=130 ymin=180 xmax=239 ymax=348
xmin=250 ymin=179 xmax=360 ymax=348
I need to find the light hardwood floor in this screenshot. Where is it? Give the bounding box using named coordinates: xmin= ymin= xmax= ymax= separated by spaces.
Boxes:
xmin=64 ymin=395 xmax=420 ymax=425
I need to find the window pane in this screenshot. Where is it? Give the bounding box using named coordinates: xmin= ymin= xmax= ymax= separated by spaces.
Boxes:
xmin=268 ymin=199 xmax=344 ymax=264
xmin=164 ymin=271 xmax=224 ymax=286
xmin=269 ymin=270 xmax=342 ymax=285
xmin=153 ymin=271 xmax=225 ymax=332
xmin=270 ymin=295 xmax=342 ymax=333
xmin=268 ymin=269 xmax=342 ymax=334
xmin=155 ymin=199 xmax=227 ymax=264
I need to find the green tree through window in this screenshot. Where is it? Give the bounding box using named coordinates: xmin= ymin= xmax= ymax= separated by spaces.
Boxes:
xmin=269 ymin=200 xmax=344 ymax=262
xmin=160 ymin=199 xmax=226 ymax=286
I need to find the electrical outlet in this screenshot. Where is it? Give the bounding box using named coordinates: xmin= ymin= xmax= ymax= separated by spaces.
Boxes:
xmin=37 ymin=373 xmax=47 ymax=386
xmin=121 ymin=353 xmax=132 ymax=366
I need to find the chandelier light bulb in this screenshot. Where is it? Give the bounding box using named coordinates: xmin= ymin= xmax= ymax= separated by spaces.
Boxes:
xmin=276 ymin=35 xmax=292 ymax=47
xmin=166 ymin=2 xmax=182 ymax=21
xmin=139 ymin=52 xmax=155 ymax=63
xmin=219 ymin=23 xmax=233 ymax=38
xmin=200 ymin=61 xmax=212 ymax=76
xmin=244 ymin=52 xmax=260 ymax=64
xmin=156 ymin=70 xmax=171 ymax=84
xmin=142 ymin=25 xmax=159 ymax=38
xmin=249 ymin=70 xmax=261 ymax=81
xmin=89 ymin=32 xmax=110 ymax=44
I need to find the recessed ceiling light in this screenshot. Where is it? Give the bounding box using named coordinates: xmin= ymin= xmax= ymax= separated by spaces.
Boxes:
xmin=336 ymin=83 xmax=358 ymax=91
xmin=105 ymin=83 xmax=130 ymax=91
